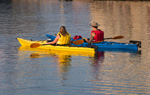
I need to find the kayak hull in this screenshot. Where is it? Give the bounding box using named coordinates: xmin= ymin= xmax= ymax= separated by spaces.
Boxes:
xmin=92 ymin=41 xmax=138 ymax=52
xmin=45 ymin=34 xmax=139 ymax=53
xmin=18 ymin=46 xmax=95 ymax=57
xmin=17 ymin=38 xmax=95 ymax=54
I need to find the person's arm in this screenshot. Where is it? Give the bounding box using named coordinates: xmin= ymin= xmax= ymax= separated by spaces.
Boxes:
xmin=85 ymin=32 xmax=95 ymax=44
xmin=47 ymin=35 xmax=60 ymax=44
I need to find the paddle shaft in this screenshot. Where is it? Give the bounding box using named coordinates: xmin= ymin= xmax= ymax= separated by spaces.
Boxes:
xmin=104 ymin=37 xmax=113 ymax=40
xmin=80 ymin=36 xmax=124 ymax=44
xmin=104 ymin=36 xmax=124 ymax=40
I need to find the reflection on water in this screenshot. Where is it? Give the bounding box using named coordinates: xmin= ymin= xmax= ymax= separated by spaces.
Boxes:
xmin=90 ymin=52 xmax=105 ymax=81
xmin=1 ymin=0 xmax=150 ymax=95
xmin=56 ymin=54 xmax=71 ymax=85
xmin=89 ymin=52 xmax=150 ymax=94
xmin=91 ymin=52 xmax=105 ymax=67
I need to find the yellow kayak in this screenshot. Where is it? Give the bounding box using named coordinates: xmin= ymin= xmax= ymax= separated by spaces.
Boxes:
xmin=17 ymin=38 xmax=95 ymax=54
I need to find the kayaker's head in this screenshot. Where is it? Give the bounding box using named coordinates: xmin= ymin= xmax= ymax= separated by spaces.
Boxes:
xmin=90 ymin=22 xmax=100 ymax=29
xmin=59 ymin=26 xmax=68 ymax=36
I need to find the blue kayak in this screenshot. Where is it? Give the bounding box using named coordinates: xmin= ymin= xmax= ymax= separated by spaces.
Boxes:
xmin=45 ymin=34 xmax=141 ymax=53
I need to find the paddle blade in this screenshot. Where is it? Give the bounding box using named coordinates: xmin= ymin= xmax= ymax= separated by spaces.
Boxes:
xmin=72 ymin=39 xmax=84 ymax=45
xmin=112 ymin=36 xmax=124 ymax=39
xmin=30 ymin=43 xmax=41 ymax=48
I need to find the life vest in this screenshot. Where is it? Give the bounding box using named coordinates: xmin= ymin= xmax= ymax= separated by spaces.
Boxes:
xmin=57 ymin=32 xmax=71 ymax=45
xmin=91 ymin=29 xmax=104 ymax=42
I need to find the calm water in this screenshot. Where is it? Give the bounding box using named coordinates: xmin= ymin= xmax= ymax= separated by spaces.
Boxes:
xmin=1 ymin=0 xmax=150 ymax=95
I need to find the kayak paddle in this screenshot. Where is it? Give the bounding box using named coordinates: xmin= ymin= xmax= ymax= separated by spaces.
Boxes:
xmin=30 ymin=40 xmax=84 ymax=48
xmin=71 ymin=35 xmax=124 ymax=45
xmin=104 ymin=36 xmax=124 ymax=40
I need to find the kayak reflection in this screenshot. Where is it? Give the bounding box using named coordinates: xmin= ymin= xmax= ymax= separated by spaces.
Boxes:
xmin=56 ymin=54 xmax=71 ymax=83
xmin=89 ymin=51 xmax=105 ymax=80
xmin=18 ymin=46 xmax=95 ymax=57
xmin=18 ymin=46 xmax=73 ymax=84
xmin=18 ymin=46 xmax=94 ymax=72
xmin=93 ymin=51 xmax=105 ymax=65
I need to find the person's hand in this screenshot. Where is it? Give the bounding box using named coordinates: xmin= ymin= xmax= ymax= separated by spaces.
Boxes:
xmin=46 ymin=42 xmax=51 ymax=44
xmin=84 ymin=38 xmax=88 ymax=42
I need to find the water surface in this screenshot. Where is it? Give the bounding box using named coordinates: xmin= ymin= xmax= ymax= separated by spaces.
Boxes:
xmin=0 ymin=0 xmax=150 ymax=95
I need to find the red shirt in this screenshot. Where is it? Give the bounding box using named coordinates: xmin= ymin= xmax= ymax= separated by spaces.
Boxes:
xmin=91 ymin=29 xmax=104 ymax=42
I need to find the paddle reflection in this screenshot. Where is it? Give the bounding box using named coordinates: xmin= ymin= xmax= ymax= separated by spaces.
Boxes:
xmin=30 ymin=53 xmax=41 ymax=58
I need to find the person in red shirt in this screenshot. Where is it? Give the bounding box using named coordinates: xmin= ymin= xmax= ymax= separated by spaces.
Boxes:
xmin=85 ymin=22 xmax=104 ymax=44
